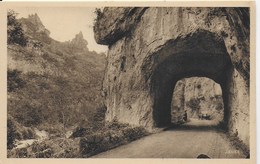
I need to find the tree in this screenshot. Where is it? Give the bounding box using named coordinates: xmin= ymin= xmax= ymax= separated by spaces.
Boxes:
xmin=7 ymin=9 xmax=27 ymax=47
xmin=7 ymin=116 xmax=16 ymax=149
xmin=7 ymin=69 xmax=26 ymax=92
xmin=94 ymin=8 xmax=102 ymax=20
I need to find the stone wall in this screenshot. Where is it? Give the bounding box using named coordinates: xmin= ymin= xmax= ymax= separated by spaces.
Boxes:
xmin=224 ymin=68 xmax=250 ymax=148
xmin=94 ymin=7 xmax=250 ymax=148
xmin=171 ymin=79 xmax=186 ymax=123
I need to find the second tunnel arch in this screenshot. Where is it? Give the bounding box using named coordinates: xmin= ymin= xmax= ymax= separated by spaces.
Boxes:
xmin=147 ymin=30 xmax=234 ymax=127
xmin=170 ymin=77 xmax=225 ymax=125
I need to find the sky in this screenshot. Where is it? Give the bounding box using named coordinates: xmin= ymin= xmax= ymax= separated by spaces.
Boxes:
xmin=12 ymin=7 xmax=108 ymax=53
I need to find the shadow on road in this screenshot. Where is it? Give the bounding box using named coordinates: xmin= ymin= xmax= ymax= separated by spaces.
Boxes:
xmin=165 ymin=119 xmax=224 ymax=132
xmin=165 ymin=124 xmax=218 ymax=131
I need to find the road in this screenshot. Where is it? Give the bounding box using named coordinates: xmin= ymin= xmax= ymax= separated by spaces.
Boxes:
xmin=92 ymin=119 xmax=246 ymax=158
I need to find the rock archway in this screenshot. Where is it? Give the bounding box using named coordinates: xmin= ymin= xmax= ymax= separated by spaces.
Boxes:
xmin=149 ymin=30 xmax=232 ymax=127
xmin=171 ymin=77 xmax=224 ymax=124
xmin=94 ymin=7 xmax=250 ymax=148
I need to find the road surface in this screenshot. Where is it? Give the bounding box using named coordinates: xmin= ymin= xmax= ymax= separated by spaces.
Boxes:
xmin=92 ymin=119 xmax=246 ymax=158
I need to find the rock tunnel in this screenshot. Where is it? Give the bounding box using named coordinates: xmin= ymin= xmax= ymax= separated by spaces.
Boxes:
xmin=150 ymin=30 xmax=232 ymax=127
xmin=94 ymin=7 xmax=250 ymax=149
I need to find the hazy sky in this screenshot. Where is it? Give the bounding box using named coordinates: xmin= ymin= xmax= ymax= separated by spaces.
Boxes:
xmin=12 ymin=7 xmax=108 ymax=53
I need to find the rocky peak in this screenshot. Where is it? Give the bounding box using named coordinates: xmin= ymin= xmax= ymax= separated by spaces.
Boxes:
xmin=70 ymin=31 xmax=88 ymax=51
xmin=76 ymin=31 xmax=84 ymax=39
xmin=27 ymin=13 xmax=43 ymax=27
xmin=20 ymin=13 xmax=50 ymax=36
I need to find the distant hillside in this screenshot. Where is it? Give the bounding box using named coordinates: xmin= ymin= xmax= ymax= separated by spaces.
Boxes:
xmin=7 ymin=11 xmax=148 ymax=158
xmin=8 ymin=13 xmax=107 ymax=130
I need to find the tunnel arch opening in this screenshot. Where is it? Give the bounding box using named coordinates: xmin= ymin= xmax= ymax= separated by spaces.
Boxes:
xmin=171 ymin=77 xmax=224 ymax=126
xmin=149 ymin=30 xmax=234 ymax=128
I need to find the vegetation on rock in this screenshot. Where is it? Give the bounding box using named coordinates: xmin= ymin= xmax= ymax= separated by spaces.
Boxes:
xmin=7 ymin=10 xmax=28 ymax=47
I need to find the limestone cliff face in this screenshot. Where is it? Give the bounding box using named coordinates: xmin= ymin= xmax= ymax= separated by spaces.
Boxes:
xmin=171 ymin=79 xmax=186 ymax=122
xmin=94 ymin=7 xmax=250 ymax=148
xmin=94 ymin=7 xmax=249 ymax=85
xmin=94 ymin=7 xmax=148 ymax=45
xmin=171 ymin=77 xmax=224 ymax=123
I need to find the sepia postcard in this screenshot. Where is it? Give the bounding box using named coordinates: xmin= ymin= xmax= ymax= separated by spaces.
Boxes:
xmin=0 ymin=1 xmax=256 ymax=164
